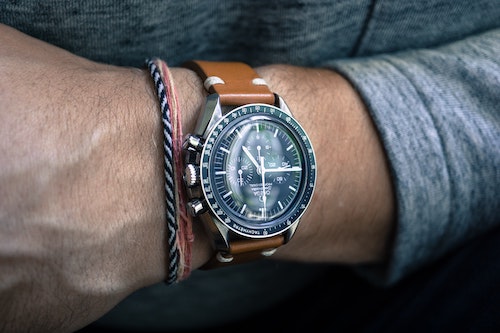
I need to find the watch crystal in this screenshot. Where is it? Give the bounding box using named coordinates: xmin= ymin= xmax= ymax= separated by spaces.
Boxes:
xmin=201 ymin=104 xmax=316 ymax=237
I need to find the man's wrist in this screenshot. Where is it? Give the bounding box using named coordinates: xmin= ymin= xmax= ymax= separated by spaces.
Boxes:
xmin=164 ymin=63 xmax=394 ymax=269
xmin=255 ymin=64 xmax=395 ymax=263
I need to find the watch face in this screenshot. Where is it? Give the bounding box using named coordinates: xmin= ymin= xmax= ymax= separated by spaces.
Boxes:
xmin=201 ymin=104 xmax=316 ymax=238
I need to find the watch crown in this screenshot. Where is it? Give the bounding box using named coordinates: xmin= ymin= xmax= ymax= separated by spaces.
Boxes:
xmin=183 ymin=134 xmax=203 ymax=152
xmin=184 ymin=164 xmax=200 ymax=187
xmin=187 ymin=199 xmax=207 ymax=216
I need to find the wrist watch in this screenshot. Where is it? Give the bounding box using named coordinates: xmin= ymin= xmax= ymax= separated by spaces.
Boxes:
xmin=182 ymin=60 xmax=316 ymax=268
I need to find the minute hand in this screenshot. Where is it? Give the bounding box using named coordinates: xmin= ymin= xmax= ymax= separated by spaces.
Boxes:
xmin=265 ymin=166 xmax=302 ymax=173
xmin=242 ymin=146 xmax=261 ymax=172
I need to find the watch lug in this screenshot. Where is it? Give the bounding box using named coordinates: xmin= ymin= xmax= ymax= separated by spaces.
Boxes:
xmin=283 ymin=219 xmax=301 ymax=243
xmin=194 ymin=94 xmax=224 ymax=138
xmin=198 ymin=212 xmax=231 ymax=251
xmin=276 ymin=94 xmax=292 ymax=116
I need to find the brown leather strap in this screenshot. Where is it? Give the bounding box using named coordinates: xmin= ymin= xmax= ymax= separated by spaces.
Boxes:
xmin=185 ymin=60 xmax=284 ymax=269
xmin=229 ymin=234 xmax=284 ymax=254
xmin=200 ymin=235 xmax=285 ymax=270
xmin=183 ymin=60 xmax=276 ymax=106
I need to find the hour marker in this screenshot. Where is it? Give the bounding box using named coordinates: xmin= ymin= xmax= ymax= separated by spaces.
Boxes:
xmin=273 ymin=128 xmax=279 ymax=137
xmin=220 ymin=147 xmax=230 ymax=154
xmin=223 ymin=191 xmax=233 ymax=199
xmin=286 ymin=144 xmax=293 ymax=151
xmin=215 ymin=171 xmax=227 ymax=175
xmin=235 ymin=129 xmax=242 ymax=138
xmin=278 ymin=201 xmax=284 ymax=209
xmin=240 ymin=204 xmax=247 ymax=214
xmin=255 ymin=124 xmax=260 ymax=132
xmin=288 ymin=186 xmax=297 ymax=192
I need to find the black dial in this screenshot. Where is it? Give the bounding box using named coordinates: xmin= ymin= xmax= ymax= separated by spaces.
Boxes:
xmin=201 ymin=104 xmax=316 ymax=237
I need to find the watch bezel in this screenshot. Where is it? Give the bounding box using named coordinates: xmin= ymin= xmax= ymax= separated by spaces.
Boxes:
xmin=200 ymin=103 xmax=316 ymax=239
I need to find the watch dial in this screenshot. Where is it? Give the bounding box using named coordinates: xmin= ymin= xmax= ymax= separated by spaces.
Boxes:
xmin=201 ymin=104 xmax=316 ymax=237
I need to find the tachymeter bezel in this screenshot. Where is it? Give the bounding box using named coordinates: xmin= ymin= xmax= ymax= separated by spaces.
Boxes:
xmin=200 ymin=104 xmax=316 ymax=238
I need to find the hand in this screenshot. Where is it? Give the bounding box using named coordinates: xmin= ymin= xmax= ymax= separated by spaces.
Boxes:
xmin=238 ymin=169 xmax=244 ymax=186
xmin=264 ymin=166 xmax=302 ymax=173
xmin=242 ymin=145 xmax=260 ymax=171
xmin=260 ymin=156 xmax=267 ymax=220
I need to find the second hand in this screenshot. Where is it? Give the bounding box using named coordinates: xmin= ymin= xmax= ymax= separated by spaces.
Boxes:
xmin=260 ymin=156 xmax=266 ymax=220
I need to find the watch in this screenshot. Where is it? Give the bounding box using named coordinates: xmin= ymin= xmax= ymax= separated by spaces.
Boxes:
xmin=182 ymin=60 xmax=317 ymax=268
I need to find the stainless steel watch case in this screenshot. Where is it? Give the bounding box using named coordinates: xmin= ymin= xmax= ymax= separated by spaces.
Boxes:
xmin=183 ymin=94 xmax=302 ymax=253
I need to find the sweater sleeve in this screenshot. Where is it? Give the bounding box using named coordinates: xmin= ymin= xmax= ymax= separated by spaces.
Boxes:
xmin=325 ymin=28 xmax=500 ymax=285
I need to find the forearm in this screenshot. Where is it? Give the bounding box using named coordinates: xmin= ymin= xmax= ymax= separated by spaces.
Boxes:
xmin=0 ymin=24 xmax=212 ymax=332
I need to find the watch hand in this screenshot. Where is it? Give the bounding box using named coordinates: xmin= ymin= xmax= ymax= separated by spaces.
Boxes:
xmin=265 ymin=166 xmax=302 ymax=173
xmin=260 ymin=156 xmax=267 ymax=220
xmin=242 ymin=146 xmax=260 ymax=170
xmin=238 ymin=169 xmax=243 ymax=186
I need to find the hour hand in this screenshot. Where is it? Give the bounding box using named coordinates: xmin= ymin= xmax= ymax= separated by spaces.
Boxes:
xmin=265 ymin=166 xmax=302 ymax=173
xmin=242 ymin=146 xmax=260 ymax=169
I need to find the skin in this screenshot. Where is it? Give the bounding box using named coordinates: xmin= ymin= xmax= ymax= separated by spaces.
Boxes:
xmin=0 ymin=23 xmax=395 ymax=332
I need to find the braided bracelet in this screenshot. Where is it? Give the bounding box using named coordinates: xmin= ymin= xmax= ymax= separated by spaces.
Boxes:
xmin=146 ymin=58 xmax=193 ymax=284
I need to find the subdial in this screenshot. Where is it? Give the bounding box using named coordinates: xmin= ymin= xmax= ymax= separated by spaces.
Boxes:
xmin=244 ymin=128 xmax=273 ymax=161
xmin=227 ymin=155 xmax=254 ymax=186
xmin=272 ymin=173 xmax=288 ymax=185
xmin=264 ymin=154 xmax=302 ymax=185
